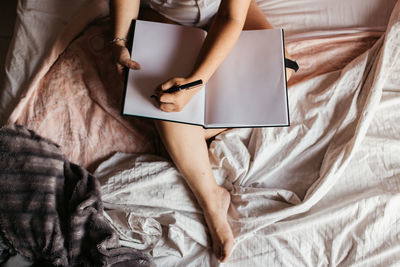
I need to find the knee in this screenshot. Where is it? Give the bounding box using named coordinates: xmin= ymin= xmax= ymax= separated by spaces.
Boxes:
xmin=153 ymin=120 xmax=207 ymax=140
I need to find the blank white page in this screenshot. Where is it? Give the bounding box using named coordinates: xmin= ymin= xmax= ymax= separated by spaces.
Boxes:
xmin=123 ymin=20 xmax=207 ymax=125
xmin=205 ymin=29 xmax=289 ymax=128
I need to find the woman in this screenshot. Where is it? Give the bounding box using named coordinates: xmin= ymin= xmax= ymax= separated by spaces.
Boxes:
xmin=111 ymin=0 xmax=296 ymax=262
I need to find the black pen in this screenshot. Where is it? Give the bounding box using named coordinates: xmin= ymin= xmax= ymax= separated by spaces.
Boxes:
xmin=164 ymin=79 xmax=203 ymax=93
xmin=151 ymin=79 xmax=203 ymax=98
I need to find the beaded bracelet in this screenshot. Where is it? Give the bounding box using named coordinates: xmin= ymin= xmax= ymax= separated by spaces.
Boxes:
xmin=110 ymin=37 xmax=128 ymax=43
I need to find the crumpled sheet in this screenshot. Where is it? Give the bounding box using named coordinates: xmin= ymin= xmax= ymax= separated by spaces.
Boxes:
xmin=0 ymin=124 xmax=154 ymax=267
xmin=6 ymin=3 xmax=384 ymax=171
xmin=94 ymin=1 xmax=400 ymax=266
xmin=9 ymin=17 xmax=159 ymax=170
xmin=0 ymin=0 xmax=99 ymax=124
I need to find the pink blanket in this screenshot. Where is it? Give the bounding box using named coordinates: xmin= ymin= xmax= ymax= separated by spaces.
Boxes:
xmin=10 ymin=19 xmax=158 ymax=170
xmin=8 ymin=15 xmax=382 ymax=170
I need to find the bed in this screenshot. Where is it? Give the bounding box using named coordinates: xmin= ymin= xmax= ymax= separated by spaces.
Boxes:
xmin=1 ymin=0 xmax=400 ymax=266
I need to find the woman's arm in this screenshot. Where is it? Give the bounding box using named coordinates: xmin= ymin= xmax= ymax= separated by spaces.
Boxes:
xmin=158 ymin=0 xmax=252 ymax=112
xmin=190 ymin=0 xmax=252 ymax=83
xmin=111 ymin=0 xmax=141 ymax=71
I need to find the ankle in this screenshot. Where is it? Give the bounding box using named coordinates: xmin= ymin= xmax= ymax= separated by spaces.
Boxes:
xmin=198 ymin=186 xmax=229 ymax=212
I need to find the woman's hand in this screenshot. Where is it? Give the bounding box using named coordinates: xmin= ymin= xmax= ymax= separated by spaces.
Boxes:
xmin=154 ymin=77 xmax=202 ymax=112
xmin=112 ymin=41 xmax=141 ymax=75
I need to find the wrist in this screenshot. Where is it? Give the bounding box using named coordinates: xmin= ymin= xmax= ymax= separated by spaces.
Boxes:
xmin=187 ymin=72 xmax=209 ymax=85
xmin=110 ymin=37 xmax=128 ymax=46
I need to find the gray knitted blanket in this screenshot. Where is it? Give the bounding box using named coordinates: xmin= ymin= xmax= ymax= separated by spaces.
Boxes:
xmin=0 ymin=125 xmax=154 ymax=266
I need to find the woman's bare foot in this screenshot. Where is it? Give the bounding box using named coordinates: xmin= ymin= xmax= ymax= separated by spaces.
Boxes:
xmin=201 ymin=187 xmax=234 ymax=262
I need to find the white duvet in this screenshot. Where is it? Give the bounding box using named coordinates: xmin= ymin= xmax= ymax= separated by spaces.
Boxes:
xmin=95 ymin=1 xmax=400 ymax=266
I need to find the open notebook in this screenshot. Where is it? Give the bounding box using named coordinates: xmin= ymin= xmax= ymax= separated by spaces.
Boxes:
xmin=122 ymin=20 xmax=289 ymax=128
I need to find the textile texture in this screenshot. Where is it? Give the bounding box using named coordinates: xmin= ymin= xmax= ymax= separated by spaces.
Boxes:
xmin=2 ymin=0 xmax=400 ymax=265
xmin=0 ymin=124 xmax=153 ymax=266
xmin=8 ymin=18 xmax=382 ymax=170
xmin=95 ymin=1 xmax=400 ymax=266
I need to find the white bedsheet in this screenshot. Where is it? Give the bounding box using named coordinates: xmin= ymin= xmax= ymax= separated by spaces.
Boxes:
xmin=95 ymin=2 xmax=400 ymax=265
xmin=258 ymin=0 xmax=397 ymax=34
xmin=2 ymin=0 xmax=400 ymax=266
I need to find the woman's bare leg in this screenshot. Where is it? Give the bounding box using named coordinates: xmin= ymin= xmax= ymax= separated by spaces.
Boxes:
xmin=135 ymin=9 xmax=233 ymax=261
xmin=154 ymin=0 xmax=293 ymax=262
xmin=155 ymin=121 xmax=232 ymax=262
xmin=136 ymin=8 xmax=232 ymax=261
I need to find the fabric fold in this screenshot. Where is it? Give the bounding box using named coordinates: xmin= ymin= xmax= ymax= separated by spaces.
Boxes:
xmin=0 ymin=124 xmax=154 ymax=266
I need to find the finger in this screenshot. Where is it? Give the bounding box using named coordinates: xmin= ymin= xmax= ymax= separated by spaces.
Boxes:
xmin=159 ymin=103 xmax=176 ymax=112
xmin=160 ymin=99 xmax=184 ymax=112
xmin=120 ymin=58 xmax=141 ymax=70
xmin=161 ymin=78 xmax=184 ymax=91
xmin=159 ymin=92 xmax=176 ymax=104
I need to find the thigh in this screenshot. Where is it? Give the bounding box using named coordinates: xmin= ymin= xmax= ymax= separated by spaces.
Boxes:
xmin=205 ymin=128 xmax=227 ymax=140
xmin=156 ymin=119 xmax=225 ymax=141
xmin=243 ymin=0 xmax=273 ymax=30
xmin=138 ymin=6 xmax=178 ymax=24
